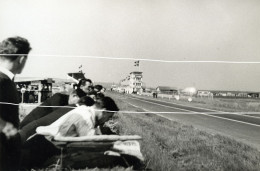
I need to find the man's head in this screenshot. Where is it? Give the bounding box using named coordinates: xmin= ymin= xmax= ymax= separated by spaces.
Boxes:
xmin=94 ymin=85 xmax=103 ymax=93
xmin=78 ymin=78 xmax=92 ymax=93
xmin=94 ymin=96 xmax=119 ymax=125
xmin=68 ymin=88 xmax=86 ymax=105
xmin=77 ymin=96 xmax=95 ymax=106
xmin=94 ymin=85 xmax=106 ymax=93
xmin=0 ymin=36 xmax=31 ymax=74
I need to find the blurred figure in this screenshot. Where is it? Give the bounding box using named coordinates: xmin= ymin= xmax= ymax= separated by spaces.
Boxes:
xmin=88 ymin=85 xmax=95 ymax=93
xmin=0 ymin=36 xmax=31 ymax=171
xmin=96 ymin=93 xmax=105 ymax=99
xmin=94 ymin=84 xmax=103 ymax=93
xmin=87 ymin=91 xmax=97 ymax=101
xmin=94 ymin=84 xmax=106 ymax=93
xmin=77 ymin=78 xmax=92 ymax=93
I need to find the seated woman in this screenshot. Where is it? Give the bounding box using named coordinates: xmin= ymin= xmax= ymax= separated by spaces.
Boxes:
xmin=36 ymin=96 xmax=119 ymax=137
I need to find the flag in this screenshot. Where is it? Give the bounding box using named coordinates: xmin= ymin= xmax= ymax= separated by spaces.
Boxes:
xmin=134 ymin=61 xmax=139 ymax=67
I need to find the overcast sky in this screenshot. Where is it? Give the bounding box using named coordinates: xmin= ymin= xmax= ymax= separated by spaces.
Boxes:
xmin=1 ymin=0 xmax=260 ymax=91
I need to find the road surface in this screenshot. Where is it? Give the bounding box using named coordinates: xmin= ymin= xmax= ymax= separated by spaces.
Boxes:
xmin=108 ymin=91 xmax=260 ymax=150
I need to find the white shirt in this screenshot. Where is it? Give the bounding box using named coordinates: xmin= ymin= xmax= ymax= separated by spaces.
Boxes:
xmin=36 ymin=105 xmax=96 ymax=137
xmin=0 ymin=66 xmax=14 ymax=80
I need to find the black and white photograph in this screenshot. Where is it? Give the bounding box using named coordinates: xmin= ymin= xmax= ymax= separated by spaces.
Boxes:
xmin=0 ymin=0 xmax=260 ymax=170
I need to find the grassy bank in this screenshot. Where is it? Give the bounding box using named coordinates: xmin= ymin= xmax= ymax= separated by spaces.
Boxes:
xmin=112 ymin=93 xmax=260 ymax=170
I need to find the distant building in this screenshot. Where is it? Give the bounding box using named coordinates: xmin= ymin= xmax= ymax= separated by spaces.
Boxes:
xmin=129 ymin=71 xmax=143 ymax=93
xmin=15 ymin=77 xmax=53 ymax=103
xmin=156 ymin=86 xmax=178 ymax=95
xmin=197 ymin=90 xmax=260 ymax=98
xmin=15 ymin=72 xmax=86 ymax=103
xmin=120 ymin=71 xmax=143 ymax=94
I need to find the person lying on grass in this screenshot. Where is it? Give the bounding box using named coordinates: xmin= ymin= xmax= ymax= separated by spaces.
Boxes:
xmin=19 ymin=93 xmax=94 ymax=144
xmin=20 ymin=88 xmax=87 ymax=129
xmin=36 ymin=96 xmax=119 ymax=137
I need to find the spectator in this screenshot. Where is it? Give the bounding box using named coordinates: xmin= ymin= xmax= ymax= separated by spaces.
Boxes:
xmin=20 ymin=96 xmax=95 ymax=169
xmin=96 ymin=93 xmax=105 ymax=99
xmin=77 ymin=78 xmax=92 ymax=93
xmin=87 ymin=85 xmax=95 ymax=94
xmin=87 ymin=91 xmax=97 ymax=101
xmin=20 ymin=88 xmax=86 ymax=129
xmin=37 ymin=96 xmax=119 ymax=137
xmin=0 ymin=36 xmax=31 ymax=171
xmin=20 ymin=96 xmax=118 ymax=169
xmin=94 ymin=84 xmax=103 ymax=93
xmin=19 ymin=96 xmax=94 ymax=144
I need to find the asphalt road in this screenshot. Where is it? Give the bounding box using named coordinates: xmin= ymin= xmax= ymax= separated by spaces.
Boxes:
xmin=107 ymin=91 xmax=260 ymax=150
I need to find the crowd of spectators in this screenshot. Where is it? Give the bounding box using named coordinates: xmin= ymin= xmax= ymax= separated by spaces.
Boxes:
xmin=0 ymin=36 xmax=142 ymax=170
xmin=18 ymin=78 xmax=120 ymax=169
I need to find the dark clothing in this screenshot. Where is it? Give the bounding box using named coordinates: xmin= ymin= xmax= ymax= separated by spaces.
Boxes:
xmin=19 ymin=104 xmax=116 ymax=143
xmin=19 ymin=105 xmax=75 ymax=143
xmin=0 ymin=72 xmax=19 ymax=128
xmin=0 ymin=72 xmax=21 ymax=171
xmin=20 ymin=135 xmax=60 ymax=170
xmin=20 ymin=93 xmax=69 ymax=129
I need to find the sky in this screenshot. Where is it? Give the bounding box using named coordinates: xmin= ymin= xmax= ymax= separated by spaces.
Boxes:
xmin=0 ymin=0 xmax=260 ymax=91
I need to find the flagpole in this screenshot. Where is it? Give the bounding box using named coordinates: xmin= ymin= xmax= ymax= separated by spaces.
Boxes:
xmin=139 ymin=61 xmax=140 ymax=72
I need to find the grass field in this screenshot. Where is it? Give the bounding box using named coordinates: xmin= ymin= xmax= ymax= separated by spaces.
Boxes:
xmin=184 ymin=97 xmax=260 ymax=113
xmin=19 ymin=93 xmax=260 ymax=171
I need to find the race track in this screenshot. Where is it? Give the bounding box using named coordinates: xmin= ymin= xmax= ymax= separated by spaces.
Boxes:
xmin=108 ymin=91 xmax=260 ymax=150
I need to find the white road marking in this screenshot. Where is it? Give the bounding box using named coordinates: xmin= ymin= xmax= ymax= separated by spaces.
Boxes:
xmin=130 ymin=95 xmax=260 ymax=119
xmin=127 ymin=96 xmax=260 ymax=127
xmin=125 ymin=101 xmax=177 ymax=122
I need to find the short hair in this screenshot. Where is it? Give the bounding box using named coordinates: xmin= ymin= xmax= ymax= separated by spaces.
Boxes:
xmin=78 ymin=96 xmax=95 ymax=106
xmin=95 ymin=96 xmax=119 ymax=112
xmin=70 ymin=88 xmax=86 ymax=98
xmin=78 ymin=78 xmax=92 ymax=87
xmin=0 ymin=36 xmax=31 ymax=61
xmin=94 ymin=85 xmax=103 ymax=92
